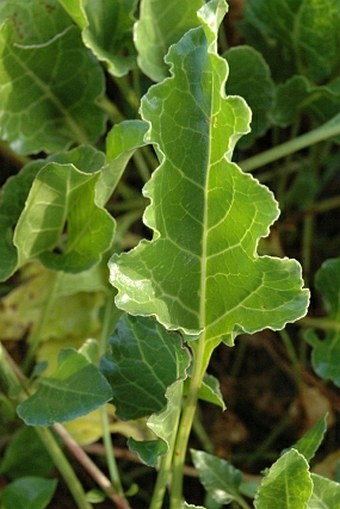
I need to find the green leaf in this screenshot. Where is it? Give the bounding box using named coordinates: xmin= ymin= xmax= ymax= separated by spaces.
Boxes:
xmin=110 ymin=0 xmax=309 ymax=348
xmin=101 ymin=314 xmax=190 ymax=420
xmin=13 ymin=162 xmax=115 ymax=273
xmin=254 ymin=448 xmax=313 ymax=509
xmin=308 ymin=473 xmax=340 ymax=509
xmin=17 ymin=348 xmax=112 ymax=425
xmin=0 ymin=427 xmax=53 ymax=479
xmin=128 ymin=438 xmax=167 ymax=467
xmin=134 ymin=0 xmax=205 ymax=82
xmin=273 ymin=75 xmax=340 ymax=131
xmin=1 ymin=476 xmax=57 ymax=509
xmin=185 ymin=373 xmax=225 ymax=409
xmin=58 ymin=0 xmax=87 ymax=28
xmin=97 ymin=119 xmax=149 ymax=206
xmin=292 ymin=414 xmax=328 ymax=462
xmin=242 ymin=0 xmax=340 ymax=83
xmin=305 ymin=258 xmax=340 ymax=386
xmin=191 ymin=449 xmax=245 ymax=506
xmin=224 ymin=45 xmax=275 ymax=146
xmin=0 ymin=1 xmax=106 ymax=154
xmin=81 ymin=0 xmax=137 ymax=77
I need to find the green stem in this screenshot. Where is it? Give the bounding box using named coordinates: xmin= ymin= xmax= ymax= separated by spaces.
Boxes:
xmin=297 ymin=316 xmax=340 ymax=331
xmin=98 ymin=96 xmax=125 ymax=123
xmin=98 ymin=298 xmax=125 ymax=496
xmin=150 ymin=383 xmax=184 ymax=509
xmin=301 ymin=214 xmax=314 ymax=285
xmin=240 ymin=113 xmax=340 ymax=172
xmin=36 ymin=427 xmax=93 ymax=509
xmin=170 ymin=336 xmax=214 ymax=509
xmin=278 ymin=329 xmax=302 ymax=388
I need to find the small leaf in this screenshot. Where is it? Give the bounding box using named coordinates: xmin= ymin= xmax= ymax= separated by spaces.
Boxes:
xmin=308 ymin=473 xmax=340 ymax=509
xmin=81 ymin=0 xmax=137 ymax=77
xmin=191 ymin=450 xmax=244 ymax=506
xmin=17 ymin=348 xmax=112 ymax=425
xmin=128 ymin=438 xmax=167 ymax=467
xmin=0 ymin=2 xmax=106 ymax=154
xmin=97 ymin=119 xmax=149 ymax=206
xmin=1 ymin=476 xmax=57 ymax=509
xmin=58 ymin=0 xmax=87 ymax=28
xmin=254 ymin=449 xmax=313 ymax=509
xmin=185 ymin=373 xmax=225 ymax=409
xmin=292 ymin=414 xmax=328 ymax=462
xmin=134 ymin=0 xmax=205 ymax=81
xmin=13 ymin=162 xmax=115 ymax=273
xmin=306 ymin=258 xmax=340 ymax=386
xmin=0 ymin=427 xmax=53 ymax=479
xmin=101 ymin=314 xmax=190 ymax=420
xmin=224 ymin=45 xmax=274 ymax=146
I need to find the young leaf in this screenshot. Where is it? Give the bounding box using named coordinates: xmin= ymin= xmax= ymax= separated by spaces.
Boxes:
xmin=224 ymin=45 xmax=275 ymax=147
xmin=292 ymin=414 xmax=328 ymax=462
xmin=305 ymin=258 xmax=340 ymax=386
xmin=101 ymin=314 xmax=190 ymax=420
xmin=17 ymin=348 xmax=112 ymax=426
xmin=97 ymin=119 xmax=149 ymax=206
xmin=81 ymin=0 xmax=137 ymax=77
xmin=134 ymin=0 xmax=205 ymax=82
xmin=13 ymin=162 xmax=115 ymax=273
xmin=110 ymin=0 xmax=309 ymax=348
xmin=254 ymin=449 xmax=313 ymax=509
xmin=1 ymin=476 xmax=57 ymax=509
xmin=0 ymin=1 xmax=106 ymax=154
xmin=191 ymin=449 xmax=246 ymax=507
xmin=308 ymin=473 xmax=340 ymax=509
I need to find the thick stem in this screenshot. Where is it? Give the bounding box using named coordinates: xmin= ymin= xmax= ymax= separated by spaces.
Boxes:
xmin=241 ymin=113 xmax=340 ymax=172
xmin=170 ymin=336 xmax=214 ymax=509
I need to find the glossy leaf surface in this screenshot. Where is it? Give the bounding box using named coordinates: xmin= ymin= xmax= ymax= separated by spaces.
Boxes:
xmin=306 ymin=258 xmax=340 ymax=386
xmin=101 ymin=314 xmax=189 ymax=420
xmin=110 ymin=0 xmax=309 ymax=347
xmin=13 ymin=162 xmax=115 ymax=273
xmin=17 ymin=348 xmax=112 ymax=425
xmin=254 ymin=448 xmax=313 ymax=509
xmin=134 ymin=0 xmax=204 ymax=81
xmin=292 ymin=414 xmax=328 ymax=462
xmin=0 ymin=0 xmax=106 ymax=154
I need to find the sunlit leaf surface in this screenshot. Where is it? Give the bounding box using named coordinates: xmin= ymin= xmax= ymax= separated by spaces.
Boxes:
xmin=110 ymin=0 xmax=309 ymax=347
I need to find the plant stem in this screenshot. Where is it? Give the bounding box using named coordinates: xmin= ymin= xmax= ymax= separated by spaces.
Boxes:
xmin=150 ymin=383 xmax=184 ymax=509
xmin=278 ymin=329 xmax=302 ymax=389
xmin=297 ymin=316 xmax=340 ymax=331
xmin=36 ymin=427 xmax=93 ymax=509
xmin=240 ymin=113 xmax=340 ymax=172
xmin=170 ymin=336 xmax=214 ymax=509
xmin=53 ymin=424 xmax=132 ymax=509
xmin=98 ymin=297 xmax=125 ymax=496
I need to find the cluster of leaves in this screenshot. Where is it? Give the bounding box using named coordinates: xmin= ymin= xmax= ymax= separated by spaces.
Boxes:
xmin=0 ymin=0 xmax=340 ymax=508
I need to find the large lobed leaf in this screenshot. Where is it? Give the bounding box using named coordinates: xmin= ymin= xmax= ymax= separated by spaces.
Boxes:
xmin=0 ymin=0 xmax=106 ymax=154
xmin=110 ymin=0 xmax=309 ymax=347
